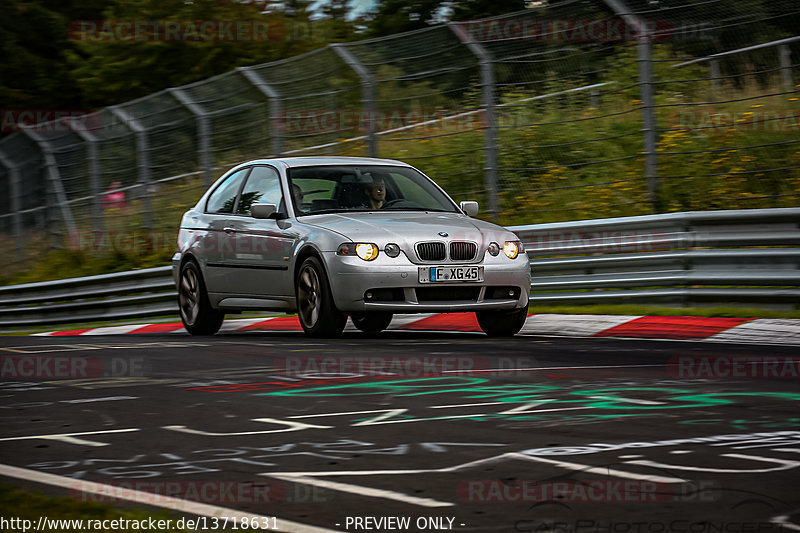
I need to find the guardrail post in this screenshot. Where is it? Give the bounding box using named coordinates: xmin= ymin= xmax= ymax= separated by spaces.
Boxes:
xmin=237 ymin=67 xmax=283 ymax=157
xmin=779 ymin=44 xmax=793 ymax=91
xmin=19 ymin=126 xmax=78 ymax=244
xmin=0 ymin=149 xmax=24 ymax=261
xmin=603 ymin=0 xmax=660 ymax=212
xmin=168 ymin=87 xmax=213 ymax=188
xmin=454 ymin=29 xmax=500 ymax=223
xmin=67 ymin=116 xmax=104 ymax=232
xmin=109 ymin=106 xmax=152 ymax=228
xmin=331 ymin=44 xmax=378 ymax=158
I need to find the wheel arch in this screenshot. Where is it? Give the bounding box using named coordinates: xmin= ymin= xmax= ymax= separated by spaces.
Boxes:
xmin=292 ymin=244 xmax=327 ymax=284
xmin=180 ymin=252 xmax=198 ymax=269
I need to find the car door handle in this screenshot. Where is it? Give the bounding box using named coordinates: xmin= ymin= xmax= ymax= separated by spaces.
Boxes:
xmin=223 ymin=227 xmax=235 ymax=234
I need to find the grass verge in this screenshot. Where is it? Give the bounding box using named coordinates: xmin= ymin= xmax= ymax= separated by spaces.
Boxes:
xmin=0 ymin=484 xmax=186 ymax=533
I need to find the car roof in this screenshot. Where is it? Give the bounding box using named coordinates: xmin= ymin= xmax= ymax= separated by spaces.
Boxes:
xmin=244 ymin=156 xmax=411 ymax=169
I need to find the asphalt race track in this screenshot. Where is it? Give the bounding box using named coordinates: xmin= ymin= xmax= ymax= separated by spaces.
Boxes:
xmin=1 ymin=331 xmax=799 ymax=533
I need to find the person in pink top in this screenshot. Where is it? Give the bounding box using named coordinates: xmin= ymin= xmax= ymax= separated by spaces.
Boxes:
xmin=101 ymin=181 xmax=127 ymax=210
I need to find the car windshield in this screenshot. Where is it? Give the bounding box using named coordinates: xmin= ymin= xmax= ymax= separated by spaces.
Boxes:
xmin=287 ymin=165 xmax=459 ymax=216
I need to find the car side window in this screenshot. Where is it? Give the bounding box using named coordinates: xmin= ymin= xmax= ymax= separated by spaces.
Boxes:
xmin=237 ymin=166 xmax=282 ymax=215
xmin=206 ymin=168 xmax=250 ymax=214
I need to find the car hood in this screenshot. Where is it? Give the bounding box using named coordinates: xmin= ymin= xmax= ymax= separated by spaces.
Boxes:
xmin=300 ymin=211 xmax=517 ymax=247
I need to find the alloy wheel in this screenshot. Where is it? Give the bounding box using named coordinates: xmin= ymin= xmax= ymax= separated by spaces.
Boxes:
xmin=298 ymin=265 xmax=321 ymax=328
xmin=179 ymin=267 xmax=200 ymax=326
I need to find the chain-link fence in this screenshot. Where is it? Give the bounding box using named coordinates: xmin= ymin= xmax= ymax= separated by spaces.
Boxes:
xmin=1 ymin=0 xmax=798 ymax=277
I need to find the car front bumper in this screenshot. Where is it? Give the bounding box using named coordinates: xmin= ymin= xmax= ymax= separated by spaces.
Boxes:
xmin=324 ymin=251 xmax=531 ymax=313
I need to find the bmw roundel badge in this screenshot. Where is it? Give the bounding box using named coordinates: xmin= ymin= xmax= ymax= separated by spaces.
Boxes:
xmin=438 ymin=232 xmax=448 ymax=237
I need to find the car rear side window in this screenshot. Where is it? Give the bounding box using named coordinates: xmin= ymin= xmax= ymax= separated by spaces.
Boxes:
xmin=206 ymin=168 xmax=250 ymax=213
xmin=237 ymin=166 xmax=282 ymax=214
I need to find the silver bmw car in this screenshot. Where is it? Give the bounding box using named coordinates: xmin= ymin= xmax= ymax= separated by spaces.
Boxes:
xmin=173 ymin=157 xmax=530 ymax=337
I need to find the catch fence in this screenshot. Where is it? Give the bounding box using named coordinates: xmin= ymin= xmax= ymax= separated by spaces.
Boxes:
xmin=0 ymin=0 xmax=798 ymax=277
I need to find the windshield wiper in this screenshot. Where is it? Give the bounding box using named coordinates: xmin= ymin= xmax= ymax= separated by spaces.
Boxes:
xmin=298 ymin=209 xmax=350 ymax=216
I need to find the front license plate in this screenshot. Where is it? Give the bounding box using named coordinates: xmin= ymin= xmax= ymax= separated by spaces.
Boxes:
xmin=419 ymin=266 xmax=484 ymax=283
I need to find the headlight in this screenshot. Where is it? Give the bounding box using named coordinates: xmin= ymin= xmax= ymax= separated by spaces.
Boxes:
xmin=503 ymin=241 xmax=521 ymax=259
xmin=356 ymin=243 xmax=379 ymax=261
xmin=487 ymin=242 xmax=500 ymax=256
xmin=338 ymin=242 xmax=379 ymax=261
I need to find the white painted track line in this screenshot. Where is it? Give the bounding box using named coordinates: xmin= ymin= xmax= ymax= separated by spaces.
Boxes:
xmin=270 ymin=474 xmax=454 ymax=508
xmin=0 ymin=464 xmax=344 ymax=533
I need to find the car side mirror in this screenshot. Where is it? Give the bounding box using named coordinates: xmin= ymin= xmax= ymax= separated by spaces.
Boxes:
xmin=251 ymin=203 xmax=278 ymax=219
xmin=460 ymin=201 xmax=479 ymax=217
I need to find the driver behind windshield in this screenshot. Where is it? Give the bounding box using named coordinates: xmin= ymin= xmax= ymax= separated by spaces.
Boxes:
xmin=363 ymin=177 xmax=385 ymax=210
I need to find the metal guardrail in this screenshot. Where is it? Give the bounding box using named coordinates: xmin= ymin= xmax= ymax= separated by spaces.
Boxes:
xmin=0 ymin=266 xmax=175 ymax=326
xmin=511 ymin=207 xmax=800 ymax=307
xmin=1 ymin=208 xmax=799 ymax=327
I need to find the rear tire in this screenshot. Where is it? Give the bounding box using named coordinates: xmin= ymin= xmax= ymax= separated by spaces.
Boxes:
xmin=296 ymin=256 xmax=347 ymax=337
xmin=476 ymin=304 xmax=529 ymax=337
xmin=351 ymin=312 xmax=393 ymax=334
xmin=179 ymin=260 xmax=224 ymax=335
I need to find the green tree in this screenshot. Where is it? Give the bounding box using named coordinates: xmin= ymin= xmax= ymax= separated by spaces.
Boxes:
xmin=66 ymin=0 xmax=326 ymax=108
xmin=0 ymin=0 xmax=104 ymax=112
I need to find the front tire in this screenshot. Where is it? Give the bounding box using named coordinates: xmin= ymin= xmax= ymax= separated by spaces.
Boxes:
xmin=351 ymin=312 xmax=393 ymax=334
xmin=476 ymin=304 xmax=529 ymax=337
xmin=179 ymin=260 xmax=224 ymax=335
xmin=296 ymin=256 xmax=347 ymax=337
